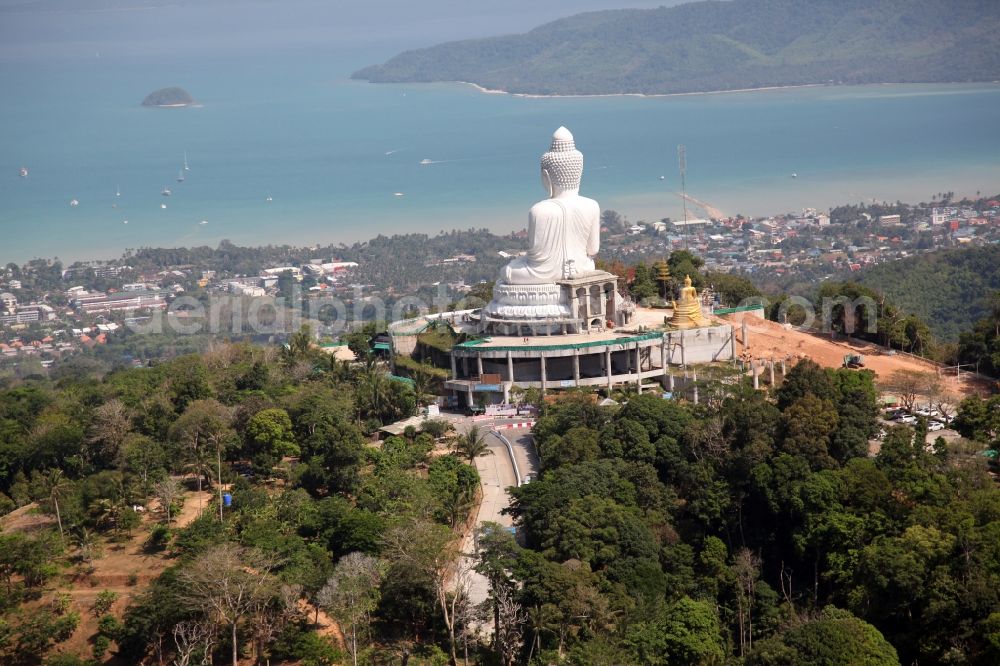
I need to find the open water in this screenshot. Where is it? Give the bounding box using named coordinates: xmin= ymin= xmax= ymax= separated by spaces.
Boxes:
xmin=1 ymin=2 xmax=999 ymax=264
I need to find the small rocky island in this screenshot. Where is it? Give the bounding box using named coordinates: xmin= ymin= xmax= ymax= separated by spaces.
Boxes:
xmin=141 ymin=87 xmax=195 ymax=108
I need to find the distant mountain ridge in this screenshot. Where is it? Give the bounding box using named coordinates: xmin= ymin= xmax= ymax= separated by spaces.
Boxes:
xmin=353 ymin=0 xmax=1000 ymax=95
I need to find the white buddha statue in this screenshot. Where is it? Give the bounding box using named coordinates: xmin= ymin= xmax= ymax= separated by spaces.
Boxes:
xmin=483 ymin=127 xmax=613 ymax=330
xmin=502 ymin=126 xmax=601 ymax=284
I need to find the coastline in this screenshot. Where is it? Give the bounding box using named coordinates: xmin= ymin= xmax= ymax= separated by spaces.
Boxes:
xmin=458 ymin=80 xmax=999 ymax=99
xmin=144 ymin=102 xmax=201 ymax=108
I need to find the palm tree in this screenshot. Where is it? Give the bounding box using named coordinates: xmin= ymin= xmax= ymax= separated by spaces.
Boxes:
xmin=72 ymin=527 xmax=98 ymax=565
xmin=184 ymin=450 xmax=214 ymax=510
xmin=90 ymin=497 xmax=119 ymax=533
xmin=410 ymin=363 xmax=439 ymax=408
xmin=43 ymin=469 xmax=72 ymax=544
xmin=454 ymin=425 xmax=493 ymax=464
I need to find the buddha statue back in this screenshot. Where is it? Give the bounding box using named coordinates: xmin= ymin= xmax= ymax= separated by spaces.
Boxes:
xmin=501 ymin=126 xmax=600 ymax=284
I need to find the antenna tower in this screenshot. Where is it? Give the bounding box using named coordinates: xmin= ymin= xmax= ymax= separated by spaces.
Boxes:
xmin=678 ymin=144 xmax=689 ymax=250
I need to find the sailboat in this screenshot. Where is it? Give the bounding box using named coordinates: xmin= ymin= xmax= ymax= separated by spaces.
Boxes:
xmin=177 ymin=169 xmax=185 ymax=183
xmin=115 ymin=184 xmax=121 ymax=198
xmin=183 ymin=152 xmax=190 ymax=171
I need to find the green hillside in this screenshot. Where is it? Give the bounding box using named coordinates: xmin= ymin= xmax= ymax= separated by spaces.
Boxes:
xmin=353 ymin=0 xmax=1000 ymax=95
xmin=858 ymin=244 xmax=1000 ymax=342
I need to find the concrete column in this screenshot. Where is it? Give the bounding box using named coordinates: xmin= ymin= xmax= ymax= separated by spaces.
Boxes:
xmin=730 ymin=326 xmax=736 ymax=360
xmin=450 ymin=354 xmax=457 ymax=380
xmin=693 ymin=367 xmax=699 ymax=405
xmin=635 ymin=345 xmax=642 ymax=390
xmin=476 ymin=354 xmax=484 ymax=378
xmin=669 ymin=372 xmax=675 ymax=392
xmin=506 ymin=351 xmax=514 ymax=383
xmin=606 ymin=347 xmax=613 ymax=391
xmin=466 ymin=387 xmax=474 ymax=408
xmin=660 ymin=340 xmax=667 ymax=371
xmin=573 ymin=349 xmax=581 ymax=386
xmin=752 ymin=360 xmax=759 ymax=390
xmin=769 ymin=359 xmax=775 ymax=386
xmin=503 ymin=383 xmax=510 ymax=404
xmin=680 ymin=330 xmax=686 ymax=369
xmin=742 ymin=319 xmax=749 ymax=353
xmin=540 ymin=356 xmax=548 ymax=394
xmin=781 ymin=358 xmax=786 ymax=374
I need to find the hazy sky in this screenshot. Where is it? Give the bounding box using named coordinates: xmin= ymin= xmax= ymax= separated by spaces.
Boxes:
xmin=0 ymin=1 xmax=685 ymax=62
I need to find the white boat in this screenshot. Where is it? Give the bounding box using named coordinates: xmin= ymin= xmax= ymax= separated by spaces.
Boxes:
xmin=161 ymin=188 xmax=171 ymax=196
xmin=115 ymin=184 xmax=121 ymax=197
xmin=791 ymin=172 xmax=798 ymax=178
xmin=69 ymin=198 xmax=79 ymax=207
xmin=123 ymin=220 xmax=128 ymax=224
xmin=183 ymin=152 xmax=190 ymax=171
xmin=19 ymin=167 xmax=28 ymax=178
xmin=199 ymin=220 xmax=208 ymax=225
xmin=161 ymin=203 xmax=167 ymax=209
xmin=266 ymin=194 xmax=273 ymax=202
xmin=420 ymin=159 xmax=433 ymax=165
xmin=393 ymin=192 xmax=405 ymax=197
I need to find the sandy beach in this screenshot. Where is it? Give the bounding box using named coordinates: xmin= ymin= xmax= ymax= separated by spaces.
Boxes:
xmin=462 ymin=80 xmax=840 ymax=100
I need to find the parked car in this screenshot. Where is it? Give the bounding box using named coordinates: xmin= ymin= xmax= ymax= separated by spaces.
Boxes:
xmin=928 ymin=421 xmax=945 ymax=432
xmin=898 ymin=415 xmax=918 ymax=425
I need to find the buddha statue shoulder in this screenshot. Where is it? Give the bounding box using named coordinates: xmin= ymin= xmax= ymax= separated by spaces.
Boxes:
xmin=501 ymin=127 xmax=601 ymax=285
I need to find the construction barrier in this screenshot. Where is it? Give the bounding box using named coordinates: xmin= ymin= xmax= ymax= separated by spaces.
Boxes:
xmin=495 ymin=421 xmax=535 ymax=430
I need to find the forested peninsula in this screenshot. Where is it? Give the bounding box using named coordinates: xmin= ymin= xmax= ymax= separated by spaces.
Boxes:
xmin=353 ymin=0 xmax=1000 ymax=96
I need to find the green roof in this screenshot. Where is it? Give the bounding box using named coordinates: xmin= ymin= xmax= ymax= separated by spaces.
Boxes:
xmin=713 ymin=304 xmax=766 ymax=315
xmin=373 ymin=342 xmax=392 ymax=351
xmin=455 ymin=330 xmax=666 ymax=353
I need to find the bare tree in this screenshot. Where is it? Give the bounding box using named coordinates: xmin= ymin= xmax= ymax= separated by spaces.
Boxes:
xmin=88 ymin=398 xmax=133 ymax=465
xmin=179 ymin=543 xmax=280 ymax=666
xmin=884 ymin=369 xmax=936 ymax=413
xmin=382 ymin=520 xmax=461 ymax=665
xmin=154 ymin=477 xmax=183 ymax=525
xmin=253 ymin=583 xmax=303 ymax=666
xmin=733 ymin=547 xmax=761 ymax=657
xmin=317 ymin=553 xmax=386 ymax=666
xmin=172 ymin=619 xmax=216 ymax=666
xmin=934 ymin=391 xmax=961 ymax=423
xmin=493 ymin=583 xmax=526 ymax=666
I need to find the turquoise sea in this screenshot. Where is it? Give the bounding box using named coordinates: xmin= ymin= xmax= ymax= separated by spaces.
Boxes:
xmin=1 ymin=3 xmax=999 ymax=265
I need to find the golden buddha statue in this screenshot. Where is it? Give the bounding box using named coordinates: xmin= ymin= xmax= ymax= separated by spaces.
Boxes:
xmin=669 ymin=275 xmax=706 ymax=329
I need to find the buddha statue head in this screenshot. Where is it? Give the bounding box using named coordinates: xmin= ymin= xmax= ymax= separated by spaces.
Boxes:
xmin=541 ymin=126 xmax=584 ymax=197
xmin=681 ymin=274 xmax=696 ymax=298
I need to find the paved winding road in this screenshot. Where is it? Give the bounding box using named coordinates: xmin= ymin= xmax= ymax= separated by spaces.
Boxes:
xmin=449 ymin=417 xmax=539 ymax=631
